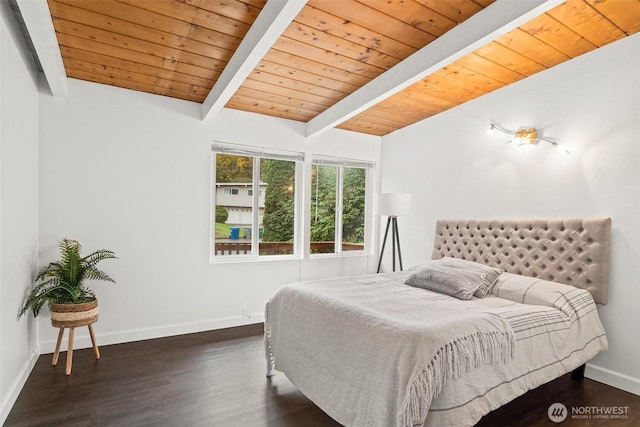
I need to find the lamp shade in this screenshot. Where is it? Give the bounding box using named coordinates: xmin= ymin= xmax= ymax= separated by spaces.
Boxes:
xmin=377 ymin=193 xmax=411 ymax=216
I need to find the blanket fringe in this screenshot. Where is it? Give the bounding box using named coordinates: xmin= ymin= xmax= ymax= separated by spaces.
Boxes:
xmin=264 ymin=300 xmax=275 ymax=377
xmin=398 ymin=331 xmax=514 ymax=427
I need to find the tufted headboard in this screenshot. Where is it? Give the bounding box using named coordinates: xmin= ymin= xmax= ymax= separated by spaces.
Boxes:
xmin=431 ymin=218 xmax=612 ymax=304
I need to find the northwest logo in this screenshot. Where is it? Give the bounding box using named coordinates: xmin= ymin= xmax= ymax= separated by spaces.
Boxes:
xmin=548 ymin=403 xmax=568 ymax=423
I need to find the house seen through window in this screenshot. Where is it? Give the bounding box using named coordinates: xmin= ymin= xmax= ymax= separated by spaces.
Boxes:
xmin=212 ymin=145 xmax=301 ymax=258
xmin=212 ymin=144 xmax=372 ymax=259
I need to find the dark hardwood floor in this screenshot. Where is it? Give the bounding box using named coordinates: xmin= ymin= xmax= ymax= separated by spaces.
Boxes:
xmin=5 ymin=324 xmax=639 ymax=426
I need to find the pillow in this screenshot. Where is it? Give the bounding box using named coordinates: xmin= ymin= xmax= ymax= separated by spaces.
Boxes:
xmin=432 ymin=257 xmax=504 ymax=297
xmin=490 ymin=273 xmax=593 ymax=318
xmin=405 ymin=264 xmax=485 ymax=300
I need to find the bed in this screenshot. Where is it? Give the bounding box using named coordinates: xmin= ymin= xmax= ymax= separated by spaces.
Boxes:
xmin=264 ymin=218 xmax=611 ymax=427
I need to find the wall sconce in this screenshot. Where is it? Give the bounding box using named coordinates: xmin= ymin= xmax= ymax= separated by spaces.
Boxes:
xmin=487 ymin=123 xmax=570 ymax=154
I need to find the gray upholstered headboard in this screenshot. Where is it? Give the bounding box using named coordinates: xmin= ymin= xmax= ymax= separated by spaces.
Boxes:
xmin=431 ymin=218 xmax=612 ymax=304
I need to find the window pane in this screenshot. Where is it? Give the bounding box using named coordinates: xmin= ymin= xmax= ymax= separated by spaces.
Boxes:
xmin=342 ymin=167 xmax=366 ymax=252
xmin=259 ymin=158 xmax=296 ymax=256
xmin=214 ymin=154 xmax=253 ymax=256
xmin=310 ymin=164 xmax=337 ymax=254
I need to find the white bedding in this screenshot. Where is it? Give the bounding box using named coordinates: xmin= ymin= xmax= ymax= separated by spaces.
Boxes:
xmin=264 ymin=270 xmax=608 ymax=427
xmin=425 ymin=273 xmax=608 ymax=426
xmin=265 ymin=271 xmax=514 ymax=427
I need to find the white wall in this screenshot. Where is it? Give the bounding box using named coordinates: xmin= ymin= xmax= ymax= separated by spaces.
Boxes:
xmin=380 ymin=33 xmax=640 ymax=394
xmin=38 ymin=78 xmax=380 ymax=351
xmin=0 ymin=2 xmax=41 ymax=422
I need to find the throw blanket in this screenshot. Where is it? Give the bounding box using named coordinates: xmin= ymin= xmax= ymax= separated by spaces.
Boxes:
xmin=264 ymin=272 xmax=515 ymax=427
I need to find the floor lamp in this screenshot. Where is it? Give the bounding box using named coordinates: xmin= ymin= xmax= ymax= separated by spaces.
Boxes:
xmin=376 ymin=193 xmax=411 ymax=273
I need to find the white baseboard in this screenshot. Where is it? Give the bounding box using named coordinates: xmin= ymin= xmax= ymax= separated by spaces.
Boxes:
xmin=0 ymin=343 xmax=40 ymax=425
xmin=39 ymin=313 xmax=265 ymax=354
xmin=586 ymin=363 xmax=640 ymax=396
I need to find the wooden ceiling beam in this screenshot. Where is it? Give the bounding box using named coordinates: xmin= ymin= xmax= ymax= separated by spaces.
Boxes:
xmin=305 ymin=0 xmax=565 ymax=138
xmin=201 ymin=0 xmax=308 ymax=121
xmin=15 ymin=0 xmax=68 ymax=97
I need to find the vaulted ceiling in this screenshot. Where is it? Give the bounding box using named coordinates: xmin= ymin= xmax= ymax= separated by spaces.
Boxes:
xmin=17 ymin=0 xmax=640 ymax=136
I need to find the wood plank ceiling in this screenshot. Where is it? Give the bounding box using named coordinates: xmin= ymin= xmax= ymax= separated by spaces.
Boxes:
xmin=45 ymin=0 xmax=640 ymax=136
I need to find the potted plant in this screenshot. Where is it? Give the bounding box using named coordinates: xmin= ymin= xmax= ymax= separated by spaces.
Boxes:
xmin=19 ymin=238 xmax=116 ymax=374
xmin=20 ymin=238 xmax=117 ymax=320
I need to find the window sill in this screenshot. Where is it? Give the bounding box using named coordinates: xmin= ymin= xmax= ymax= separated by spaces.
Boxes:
xmin=309 ymin=251 xmax=371 ymax=259
xmin=209 ymin=251 xmax=372 ymax=264
xmin=209 ymin=254 xmax=302 ymax=264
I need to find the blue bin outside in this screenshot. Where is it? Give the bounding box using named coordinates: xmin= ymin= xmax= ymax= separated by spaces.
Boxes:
xmin=230 ymin=227 xmax=240 ymax=240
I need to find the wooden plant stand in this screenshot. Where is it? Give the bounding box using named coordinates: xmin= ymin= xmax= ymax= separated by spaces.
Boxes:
xmin=50 ymin=300 xmax=100 ymax=375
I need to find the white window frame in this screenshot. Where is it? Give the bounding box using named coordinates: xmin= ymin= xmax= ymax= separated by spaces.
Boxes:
xmin=310 ymin=156 xmax=374 ymax=257
xmin=210 ymin=142 xmax=304 ymax=262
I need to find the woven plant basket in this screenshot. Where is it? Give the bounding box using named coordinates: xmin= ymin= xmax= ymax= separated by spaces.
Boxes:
xmin=50 ymin=299 xmax=99 ymax=328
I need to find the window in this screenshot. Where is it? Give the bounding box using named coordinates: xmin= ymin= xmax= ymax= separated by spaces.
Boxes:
xmin=342 ymin=167 xmax=367 ymax=252
xmin=212 ymin=143 xmax=303 ymax=259
xmin=310 ymin=157 xmax=372 ymax=255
